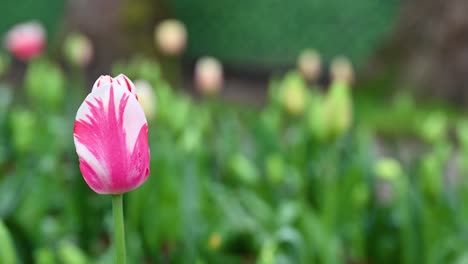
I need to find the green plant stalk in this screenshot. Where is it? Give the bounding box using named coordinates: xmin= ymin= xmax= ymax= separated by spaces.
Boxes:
xmin=112 ymin=194 xmax=126 ymax=264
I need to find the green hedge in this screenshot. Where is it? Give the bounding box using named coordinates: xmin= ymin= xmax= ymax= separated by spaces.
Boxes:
xmin=169 ymin=0 xmax=400 ymax=66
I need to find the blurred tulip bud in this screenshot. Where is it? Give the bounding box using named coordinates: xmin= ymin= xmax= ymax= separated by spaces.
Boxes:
xmin=25 ymin=59 xmax=65 ymax=111
xmin=58 ymin=241 xmax=88 ymax=264
xmin=374 ymin=158 xmax=402 ymax=181
xmin=135 ymin=80 xmax=156 ymax=120
xmin=155 ymin=19 xmax=187 ymax=56
xmin=195 ymin=56 xmax=223 ymax=95
xmin=265 ymin=153 xmax=285 ymax=184
xmin=208 ymin=232 xmax=222 ymax=251
xmin=179 ymin=125 xmax=202 ymax=153
xmin=280 ymin=72 xmax=307 ymax=115
xmin=330 ymin=56 xmax=354 ymax=85
xmin=374 ymin=158 xmax=402 ymax=206
xmin=419 ymin=112 xmax=447 ymax=144
xmin=420 ymin=144 xmax=450 ymax=197
xmin=297 ymin=49 xmax=321 ymax=82
xmin=323 ymin=81 xmax=352 ymax=139
xmin=63 ymin=32 xmax=93 ymax=67
xmin=307 ymin=92 xmax=327 ymax=141
xmin=10 ymin=109 xmax=36 ymax=154
xmin=229 ymin=153 xmax=259 ymax=185
xmin=0 ymin=220 xmax=16 ymax=264
xmin=4 ymin=21 xmax=45 ymax=61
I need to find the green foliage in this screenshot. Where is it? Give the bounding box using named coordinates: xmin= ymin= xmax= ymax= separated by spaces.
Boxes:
xmin=169 ymin=0 xmax=400 ymax=65
xmin=2 ymin=56 xmax=468 ymax=263
xmin=0 ymin=220 xmax=16 ymax=263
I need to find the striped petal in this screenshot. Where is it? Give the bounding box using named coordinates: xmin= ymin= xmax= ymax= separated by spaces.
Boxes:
xmin=73 ymin=78 xmax=150 ymax=194
xmin=114 ymin=74 xmax=137 ymax=96
xmin=92 ymin=74 xmax=138 ymax=99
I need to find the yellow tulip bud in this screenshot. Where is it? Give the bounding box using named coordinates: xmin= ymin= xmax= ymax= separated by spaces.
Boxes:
xmin=297 ymin=49 xmax=321 ymax=82
xmin=155 ymin=19 xmax=187 ymax=56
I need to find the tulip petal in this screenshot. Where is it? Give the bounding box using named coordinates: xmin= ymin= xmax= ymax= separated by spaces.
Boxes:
xmin=73 ymin=83 xmax=150 ymax=194
xmin=115 ymin=74 xmax=137 ymax=98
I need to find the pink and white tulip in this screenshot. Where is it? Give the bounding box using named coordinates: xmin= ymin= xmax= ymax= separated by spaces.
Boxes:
xmin=4 ymin=21 xmax=45 ymax=61
xmin=73 ymin=74 xmax=150 ymax=194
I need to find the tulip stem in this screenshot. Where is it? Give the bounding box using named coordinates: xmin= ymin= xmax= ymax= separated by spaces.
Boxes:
xmin=112 ymin=194 xmax=126 ymax=264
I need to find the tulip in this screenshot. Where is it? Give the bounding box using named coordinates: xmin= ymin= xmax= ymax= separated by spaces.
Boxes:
xmin=4 ymin=21 xmax=45 ymax=61
xmin=74 ymin=74 xmax=148 ymax=193
xmin=10 ymin=108 xmax=37 ymax=154
xmin=330 ymin=56 xmax=354 ymax=85
xmin=297 ymin=49 xmax=321 ymax=83
xmin=134 ymin=80 xmax=156 ymax=120
xmin=280 ymin=72 xmax=307 ymax=115
xmin=374 ymin=158 xmax=403 ymax=206
xmin=63 ymin=32 xmax=93 ymax=67
xmin=323 ymin=81 xmax=352 ymax=139
xmin=25 ymin=59 xmax=65 ymax=111
xmin=195 ymin=57 xmax=223 ymax=95
xmin=73 ymin=74 xmax=150 ymax=264
xmin=419 ymin=111 xmax=447 ymax=144
xmin=154 ymin=19 xmax=187 ymax=56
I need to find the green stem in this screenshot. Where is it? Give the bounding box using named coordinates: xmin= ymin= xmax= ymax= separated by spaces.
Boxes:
xmin=112 ymin=194 xmax=126 ymax=264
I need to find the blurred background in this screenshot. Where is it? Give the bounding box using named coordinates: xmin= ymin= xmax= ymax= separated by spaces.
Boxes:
xmin=2 ymin=0 xmax=468 ymax=263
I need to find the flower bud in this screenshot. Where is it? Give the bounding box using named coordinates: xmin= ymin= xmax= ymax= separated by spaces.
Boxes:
xmin=419 ymin=145 xmax=450 ymax=198
xmin=154 ymin=19 xmax=187 ymax=56
xmin=229 ymin=153 xmax=259 ymax=185
xmin=323 ymin=81 xmax=352 ymax=138
xmin=265 ymin=153 xmax=285 ymax=184
xmin=297 ymin=49 xmax=321 ymax=82
xmin=280 ymin=72 xmax=307 ymax=115
xmin=330 ymin=56 xmax=354 ymax=85
xmin=74 ymin=74 xmax=150 ymax=194
xmin=195 ymin=56 xmax=223 ymax=95
xmin=419 ymin=112 xmax=447 ymax=144
xmin=134 ymin=80 xmax=156 ymax=120
xmin=63 ymin=32 xmax=93 ymax=67
xmin=374 ymin=158 xmax=402 ymax=181
xmin=4 ymin=21 xmax=45 ymax=61
xmin=25 ymin=59 xmax=65 ymax=111
xmin=374 ymin=158 xmax=403 ymax=206
xmin=10 ymin=109 xmax=37 ymax=154
xmin=307 ymin=92 xmax=327 ymax=141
